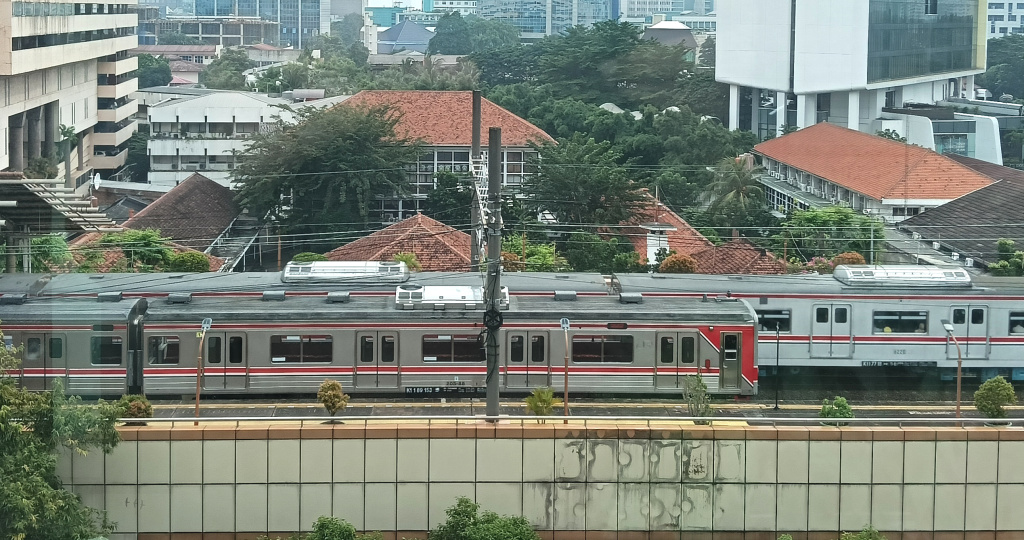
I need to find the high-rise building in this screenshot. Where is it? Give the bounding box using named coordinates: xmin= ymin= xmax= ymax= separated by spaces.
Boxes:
xmin=986 ymin=2 xmax=1024 ymax=38
xmin=477 ymin=0 xmax=615 ymax=39
xmin=717 ymin=0 xmax=998 ymax=162
xmin=191 ymin=0 xmax=330 ymax=47
xmin=2 ymin=0 xmax=139 ymax=184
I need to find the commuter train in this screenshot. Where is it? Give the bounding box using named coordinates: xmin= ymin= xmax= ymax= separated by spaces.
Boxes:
xmin=0 ymin=262 xmax=759 ymax=396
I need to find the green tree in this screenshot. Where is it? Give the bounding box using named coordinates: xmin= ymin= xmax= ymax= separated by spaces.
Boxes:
xmin=431 ymin=497 xmax=540 ymax=540
xmin=331 ymin=12 xmax=364 ymax=46
xmin=977 ymin=34 xmax=1024 ymax=100
xmin=659 ymin=252 xmax=698 ymax=273
xmin=167 ymin=251 xmax=211 ymax=272
xmin=428 ymin=11 xmax=472 ymax=55
xmin=501 ymin=233 xmax=567 ymax=271
xmin=535 ymin=21 xmax=643 ymax=103
xmin=703 ymin=157 xmax=765 ymax=213
xmin=158 ymin=32 xmax=204 ymax=45
xmin=876 ymin=128 xmax=907 ymax=142
xmin=101 ymin=228 xmax=174 ymax=270
xmin=563 ymin=231 xmax=633 ymax=273
xmin=137 ymin=53 xmax=172 ymax=87
xmin=125 ymin=126 xmax=151 ymax=182
xmin=775 ymin=207 xmax=883 ymax=262
xmin=524 ymin=135 xmax=643 ymax=226
xmin=466 ymin=15 xmax=521 ymax=53
xmin=233 ymin=104 xmax=421 ymax=234
xmin=469 ymin=46 xmax=542 ymax=88
xmin=23 ymin=157 xmax=58 ymax=179
xmin=292 ymin=252 xmax=329 ymax=262
xmin=698 ymin=36 xmax=716 ymax=67
xmin=200 ymin=48 xmax=255 ymax=90
xmin=1 ymin=330 xmax=122 ymax=540
xmin=423 ymin=170 xmax=474 ymax=223
xmin=392 ymin=252 xmax=422 ymax=271
xmin=30 ymin=234 xmax=72 ymax=272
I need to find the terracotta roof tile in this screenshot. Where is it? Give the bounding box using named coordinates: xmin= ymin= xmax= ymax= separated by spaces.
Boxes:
xmin=690 ymin=238 xmax=786 ymax=275
xmin=341 ymin=90 xmax=554 ymax=147
xmin=616 ymin=196 xmax=713 ymax=259
xmin=754 ymin=123 xmax=993 ymax=201
xmin=119 ymin=173 xmax=238 ymax=251
xmin=324 ymin=213 xmax=471 ymax=271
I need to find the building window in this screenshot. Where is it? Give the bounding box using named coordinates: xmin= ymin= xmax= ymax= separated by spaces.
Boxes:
xmin=270 ymin=335 xmax=333 ymax=363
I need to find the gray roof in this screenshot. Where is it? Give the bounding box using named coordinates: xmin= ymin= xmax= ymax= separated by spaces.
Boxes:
xmin=377 ymin=20 xmax=435 ymax=54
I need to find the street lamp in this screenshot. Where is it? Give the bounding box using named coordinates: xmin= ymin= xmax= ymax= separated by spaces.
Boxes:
xmin=774 ymin=323 xmax=781 ymax=410
xmin=941 ymin=318 xmax=962 ymax=419
xmin=194 ymin=318 xmax=213 ymax=426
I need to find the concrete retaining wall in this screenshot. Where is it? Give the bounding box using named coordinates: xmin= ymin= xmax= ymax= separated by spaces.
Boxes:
xmin=60 ymin=422 xmax=1024 ymax=540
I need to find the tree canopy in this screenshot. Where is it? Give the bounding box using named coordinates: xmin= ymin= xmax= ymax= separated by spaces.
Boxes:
xmin=233 ymin=104 xmax=421 ymax=234
xmin=774 ymin=206 xmax=884 ymax=263
xmin=423 ymin=171 xmax=474 ymax=223
xmin=330 ymin=13 xmax=364 ymax=46
xmin=977 ymin=34 xmax=1024 ymax=101
xmin=200 ymin=48 xmax=254 ymax=90
xmin=428 ymin=13 xmax=520 ymax=55
xmin=137 ymin=54 xmax=172 ymax=88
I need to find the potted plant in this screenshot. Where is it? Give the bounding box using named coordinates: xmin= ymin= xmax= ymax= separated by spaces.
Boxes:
xmin=117 ymin=394 xmax=154 ymax=426
xmin=317 ymin=379 xmax=349 ymax=423
xmin=819 ymin=396 xmax=854 ymax=426
xmin=524 ymin=386 xmax=558 ymax=423
xmin=975 ymin=375 xmax=1016 ymax=426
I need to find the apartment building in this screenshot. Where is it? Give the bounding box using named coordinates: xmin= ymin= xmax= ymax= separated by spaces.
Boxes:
xmin=986 ymin=1 xmax=1024 ymax=37
xmin=2 ymin=0 xmax=139 ymax=185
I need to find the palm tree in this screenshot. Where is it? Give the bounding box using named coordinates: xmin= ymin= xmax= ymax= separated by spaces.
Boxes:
xmin=703 ymin=156 xmax=765 ymax=213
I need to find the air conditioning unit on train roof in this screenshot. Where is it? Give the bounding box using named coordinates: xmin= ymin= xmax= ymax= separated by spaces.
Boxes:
xmin=394 ymin=284 xmax=508 ymax=311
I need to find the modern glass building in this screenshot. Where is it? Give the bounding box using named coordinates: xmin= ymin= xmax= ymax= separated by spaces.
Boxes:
xmin=477 ymin=0 xmax=616 ymax=39
xmin=867 ymin=0 xmax=982 ymax=83
xmin=191 ymin=0 xmax=327 ymax=47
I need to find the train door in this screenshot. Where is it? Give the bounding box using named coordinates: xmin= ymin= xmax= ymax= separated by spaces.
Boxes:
xmin=810 ymin=304 xmax=852 ymax=358
xmin=203 ymin=333 xmax=248 ymax=390
xmin=355 ymin=332 xmax=399 ymax=388
xmin=719 ymin=332 xmax=742 ymax=391
xmin=505 ymin=332 xmax=550 ymax=389
xmin=655 ymin=331 xmax=697 ymax=389
xmin=947 ymin=305 xmax=989 ymax=359
xmin=21 ymin=333 xmax=66 ymax=391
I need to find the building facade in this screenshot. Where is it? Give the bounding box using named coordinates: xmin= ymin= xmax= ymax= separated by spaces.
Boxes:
xmin=426 ymin=0 xmax=477 ymax=15
xmin=2 ymin=0 xmax=139 ymax=185
xmin=188 ymin=0 xmax=329 ymax=47
xmin=476 ymin=0 xmax=616 ymax=39
xmin=986 ymin=2 xmax=1024 ymax=37
xmin=138 ymin=16 xmax=281 ymax=46
xmin=716 ymin=0 xmax=994 ymax=161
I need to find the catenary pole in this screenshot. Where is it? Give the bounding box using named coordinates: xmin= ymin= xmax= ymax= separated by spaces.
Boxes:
xmin=484 ymin=127 xmax=503 ymax=419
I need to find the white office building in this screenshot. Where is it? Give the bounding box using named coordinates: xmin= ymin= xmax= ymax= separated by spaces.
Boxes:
xmin=717 ymin=0 xmax=1001 ymax=163
xmin=2 ymin=0 xmax=139 ymax=185
xmin=986 ymin=2 xmax=1024 ymax=37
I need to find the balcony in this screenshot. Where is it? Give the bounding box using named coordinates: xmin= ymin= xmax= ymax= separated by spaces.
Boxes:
xmin=97 ymin=77 xmax=138 ymax=99
xmin=97 ymin=55 xmax=137 ymax=76
xmin=93 ymin=121 xmax=136 ymax=147
xmin=148 ymin=138 xmax=247 ymax=156
xmin=98 ymin=99 xmax=138 ymax=123
xmin=4 ymin=35 xmax=137 ymax=76
xmin=92 ymin=147 xmax=128 ymax=170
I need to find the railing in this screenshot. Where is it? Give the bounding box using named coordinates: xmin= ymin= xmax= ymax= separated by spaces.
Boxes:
xmin=124 ymin=415 xmax=1010 ymax=429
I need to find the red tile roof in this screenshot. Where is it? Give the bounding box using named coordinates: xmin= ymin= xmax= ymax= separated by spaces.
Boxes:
xmin=119 ymin=173 xmax=238 ymax=251
xmin=754 ymin=123 xmax=993 ymax=201
xmin=341 ymin=91 xmax=554 ymax=147
xmin=691 ymin=238 xmax=786 ymax=275
xmin=617 ymin=196 xmax=713 ymax=260
xmin=324 ymin=213 xmax=471 ymax=271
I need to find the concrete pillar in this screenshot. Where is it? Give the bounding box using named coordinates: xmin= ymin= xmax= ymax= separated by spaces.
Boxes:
xmin=965 ymin=75 xmax=975 ymax=99
xmin=5 ymin=235 xmax=16 ymax=273
xmin=751 ymin=88 xmax=760 ymax=135
xmin=848 ymin=90 xmax=861 ymax=130
xmin=8 ymin=113 xmax=25 ymax=171
xmin=26 ymin=108 xmax=42 ymax=161
xmin=76 ymin=129 xmax=85 ymax=170
xmin=43 ymin=102 xmax=57 ymax=158
xmin=776 ymin=91 xmax=786 ymax=136
xmin=728 ymin=85 xmax=740 ymax=131
xmin=796 ymin=94 xmax=811 ymax=129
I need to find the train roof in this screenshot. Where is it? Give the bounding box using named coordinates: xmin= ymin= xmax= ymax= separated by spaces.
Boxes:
xmin=0 ymin=271 xmax=611 ymax=296
xmin=141 ymin=291 xmax=754 ymax=324
xmin=0 ymin=297 xmax=144 ymax=324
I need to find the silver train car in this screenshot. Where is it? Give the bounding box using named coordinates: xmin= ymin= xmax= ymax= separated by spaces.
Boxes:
xmin=614 ymin=265 xmax=1024 ymax=381
xmin=0 ymin=279 xmax=759 ymax=397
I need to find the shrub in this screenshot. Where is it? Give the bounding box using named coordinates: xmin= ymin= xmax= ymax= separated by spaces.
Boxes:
xmin=684 ymin=374 xmax=712 ymax=424
xmin=292 ymin=252 xmax=328 ymax=262
xmin=167 ymin=251 xmax=211 ymax=272
xmin=840 ymin=526 xmax=888 ymax=540
xmin=317 ymin=379 xmax=350 ymax=417
xmin=524 ymin=386 xmax=557 ymax=420
xmin=832 ymin=251 xmax=866 ymax=266
xmin=975 ymin=375 xmax=1017 ymax=418
xmin=659 ymin=253 xmax=698 ymax=274
xmin=117 ymin=394 xmax=154 ymax=420
xmin=819 ymin=396 xmax=854 ymax=425
xmin=432 ymin=497 xmax=539 ymax=540
xmin=307 ymin=516 xmax=356 ymax=540
xmin=392 ymin=252 xmax=422 ymax=271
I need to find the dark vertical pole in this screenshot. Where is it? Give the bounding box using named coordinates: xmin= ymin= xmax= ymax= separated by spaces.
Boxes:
xmin=774 ymin=325 xmax=780 ymax=410
xmin=484 ymin=127 xmax=502 ymax=419
xmin=471 ymin=91 xmax=482 ymax=159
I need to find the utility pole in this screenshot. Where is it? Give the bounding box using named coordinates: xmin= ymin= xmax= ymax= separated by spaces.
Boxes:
xmin=483 ymin=127 xmax=503 ymax=419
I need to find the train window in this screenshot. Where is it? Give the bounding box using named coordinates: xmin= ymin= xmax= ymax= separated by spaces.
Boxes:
xmin=756 ymin=310 xmax=791 ymax=332
xmin=49 ymin=338 xmax=63 ymax=359
xmin=148 ymin=336 xmax=180 ymax=365
xmin=90 ymin=336 xmax=122 ymax=365
xmin=816 ymin=307 xmax=829 ymax=323
xmin=681 ymin=337 xmax=695 ymax=364
xmin=531 ymin=336 xmax=545 ymax=363
xmin=873 ymin=311 xmax=928 ymax=334
xmin=207 ymin=337 xmax=222 ymax=364
xmin=660 ymin=336 xmax=674 ymax=363
xmin=953 ymin=309 xmax=966 ymax=325
xmin=381 ymin=336 xmax=395 ymax=363
xmin=360 ymin=336 xmax=374 ymax=362
xmin=571 ymin=335 xmax=634 ymax=363
xmin=271 ymin=335 xmax=333 ymax=363
xmin=723 ymin=334 xmax=738 ymax=350
xmin=229 ymin=337 xmax=243 ymax=364
xmin=1010 ymin=312 xmax=1024 ymax=334
xmin=25 ymin=338 xmax=41 ymax=361
xmin=510 ymin=335 xmax=525 ymax=362
xmin=835 ymin=308 xmax=848 ymax=324
xmin=971 ymin=309 xmax=985 ymax=325
xmin=422 ymin=335 xmax=482 ymax=362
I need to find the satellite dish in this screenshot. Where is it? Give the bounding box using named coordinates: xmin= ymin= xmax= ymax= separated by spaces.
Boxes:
xmin=92 ymin=173 xmax=101 ymax=190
